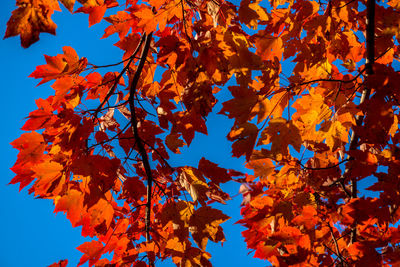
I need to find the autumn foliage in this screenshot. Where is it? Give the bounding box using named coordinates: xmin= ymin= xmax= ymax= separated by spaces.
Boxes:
xmin=5 ymin=0 xmax=400 ymax=265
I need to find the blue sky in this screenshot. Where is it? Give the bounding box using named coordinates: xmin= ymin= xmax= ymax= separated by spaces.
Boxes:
xmin=0 ymin=2 xmax=266 ymax=267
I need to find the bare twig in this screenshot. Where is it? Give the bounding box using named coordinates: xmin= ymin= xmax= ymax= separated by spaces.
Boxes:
xmin=93 ymin=35 xmax=146 ymax=119
xmin=298 ymin=159 xmax=349 ymax=171
xmin=327 ymin=223 xmax=348 ymax=266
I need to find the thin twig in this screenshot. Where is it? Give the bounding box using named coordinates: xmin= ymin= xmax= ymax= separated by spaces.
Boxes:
xmin=87 ymin=57 xmax=134 ymax=70
xmin=327 ymin=223 xmax=348 ymax=266
xmin=298 ymin=159 xmax=349 ymax=170
xmin=93 ymin=35 xmax=146 ymax=119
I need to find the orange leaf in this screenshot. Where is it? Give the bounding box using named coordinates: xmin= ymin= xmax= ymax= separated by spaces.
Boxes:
xmin=254 ymin=242 xmax=279 ymax=260
xmin=135 ymin=7 xmax=158 ymax=33
xmin=77 ymin=240 xmax=104 ymax=266
xmin=54 ymin=189 xmax=85 ymax=227
xmin=11 ymin=132 xmax=45 ymax=163
xmin=31 ymin=160 xmax=63 ymax=195
xmin=246 ymin=157 xmax=274 ymax=179
xmin=76 ymin=0 xmax=117 ymax=27
xmin=238 ymin=0 xmax=268 ymax=29
xmin=103 ymin=11 xmax=133 ymax=39
xmin=292 ymin=206 xmax=318 ymax=230
xmin=253 ymin=33 xmax=283 ymax=61
xmin=4 ymin=0 xmax=58 ymax=48
xmin=258 ymin=118 xmax=302 ymax=158
xmin=51 ymin=76 xmax=75 ymax=106
xmin=30 ymin=46 xmax=87 ymax=85
xmin=87 ymin=198 xmax=114 ymax=229
xmin=165 ymin=237 xmax=185 ymax=264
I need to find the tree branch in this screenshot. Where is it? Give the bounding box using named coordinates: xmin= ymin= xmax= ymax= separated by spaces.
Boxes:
xmin=298 ymin=159 xmax=349 ymax=171
xmin=127 ymin=32 xmax=154 ymax=266
xmin=327 ymin=223 xmax=348 ymax=266
xmin=344 ymin=0 xmax=375 ymax=244
xmin=94 ymin=35 xmax=146 ymax=119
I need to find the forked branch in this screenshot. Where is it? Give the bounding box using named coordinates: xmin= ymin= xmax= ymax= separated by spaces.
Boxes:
xmin=94 ymin=35 xmax=146 ymax=118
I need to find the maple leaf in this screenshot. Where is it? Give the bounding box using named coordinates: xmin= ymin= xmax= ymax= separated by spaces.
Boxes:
xmin=4 ymin=0 xmax=59 ymax=48
xmin=30 ymin=46 xmax=87 ymax=85
xmin=227 ymin=122 xmax=258 ymax=161
xmin=77 ymin=240 xmax=104 ymax=266
xmin=54 ymin=188 xmax=85 ymax=227
xmin=31 ymin=160 xmax=64 ymax=196
xmin=291 ymin=205 xmax=318 ymax=230
xmin=86 ymin=197 xmax=115 ymax=233
xmin=321 ymin=120 xmax=348 ymax=151
xmin=165 ymin=133 xmax=186 ymax=153
xmin=165 ymin=237 xmax=185 ymax=264
xmin=219 ymin=85 xmax=270 ymax=125
xmin=347 ymin=242 xmax=382 ymax=265
xmin=7 ymin=0 xmax=400 ymax=265
xmin=161 ymin=200 xmax=194 ymax=229
xmin=10 ymin=131 xmax=45 ymax=164
xmin=292 ymin=92 xmax=332 ymax=129
xmin=134 ymin=6 xmax=158 ymax=33
xmin=75 ymin=0 xmax=118 ymax=27
xmin=246 ymin=155 xmax=275 ymax=180
xmin=238 ymin=0 xmax=269 ymax=30
xmin=198 ymin=157 xmax=232 ymax=184
xmin=103 ymin=11 xmax=135 ymax=39
xmin=115 ymin=33 xmax=142 ymax=61
xmin=253 ymin=242 xmax=279 ymax=260
xmin=51 ymin=76 xmax=76 ymax=106
xmin=189 ymin=206 xmax=230 ymax=249
xmin=21 ymin=98 xmax=56 ymax=131
xmin=252 ymin=33 xmax=283 ymax=62
xmin=178 ymin=167 xmax=209 ymax=205
xmin=258 ymin=118 xmax=302 ymax=158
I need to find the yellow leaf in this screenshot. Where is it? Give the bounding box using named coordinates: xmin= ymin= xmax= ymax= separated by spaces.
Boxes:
xmin=178 ymin=167 xmax=209 ymax=205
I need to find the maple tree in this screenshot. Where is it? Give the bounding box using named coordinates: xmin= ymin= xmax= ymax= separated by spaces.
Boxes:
xmin=5 ymin=0 xmax=400 ymax=265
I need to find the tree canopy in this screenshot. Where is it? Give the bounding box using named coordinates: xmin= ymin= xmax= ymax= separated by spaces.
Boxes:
xmin=5 ymin=0 xmax=400 ymax=266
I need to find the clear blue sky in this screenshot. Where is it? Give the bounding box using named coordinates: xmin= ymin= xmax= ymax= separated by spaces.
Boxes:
xmin=0 ymin=2 xmax=266 ymax=267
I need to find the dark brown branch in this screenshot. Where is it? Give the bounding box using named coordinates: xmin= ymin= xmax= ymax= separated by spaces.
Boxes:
xmin=93 ymin=35 xmax=146 ymax=119
xmin=127 ymin=32 xmax=154 ymax=267
xmin=344 ymin=0 xmax=375 ymax=244
xmin=87 ymin=56 xmax=135 ymax=70
xmin=140 ymin=138 xmax=175 ymax=172
xmin=298 ymin=159 xmax=349 ymax=171
xmin=284 ymin=46 xmax=390 ymax=94
xmin=327 ymin=223 xmax=348 ymax=266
